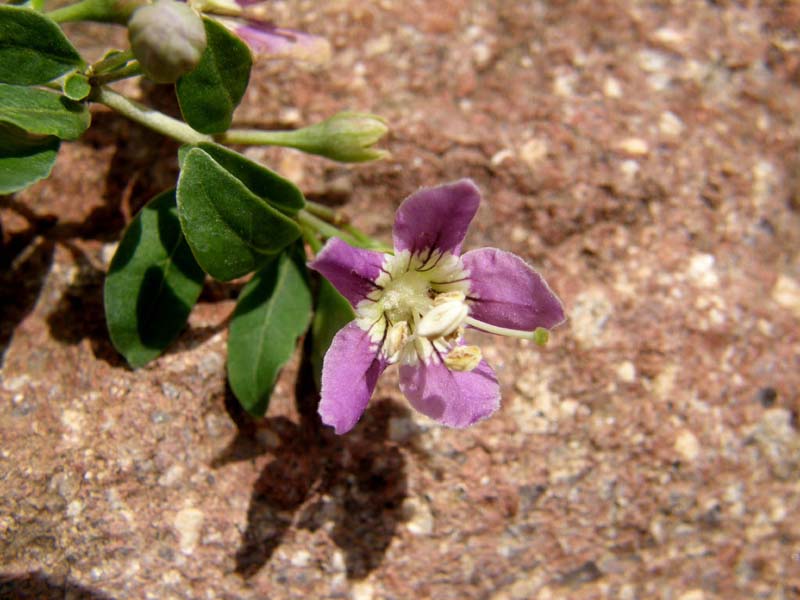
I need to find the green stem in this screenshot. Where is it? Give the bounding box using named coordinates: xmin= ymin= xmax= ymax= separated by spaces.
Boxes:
xmin=91 ymin=61 xmax=143 ymax=86
xmin=296 ymin=210 xmax=367 ymax=249
xmin=304 ymin=200 xmax=388 ymax=250
xmin=299 ymin=223 xmax=323 ymax=253
xmin=217 ymin=128 xmax=302 ymax=147
xmin=47 ymin=0 xmax=95 ymax=22
xmin=91 ymin=87 xmax=212 ymax=145
xmin=47 ymin=0 xmax=141 ymax=23
xmin=344 ymin=225 xmax=384 ymax=249
xmin=304 ymin=200 xmax=338 ymax=222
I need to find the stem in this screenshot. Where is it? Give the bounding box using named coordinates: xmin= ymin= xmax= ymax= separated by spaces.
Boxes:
xmin=304 ymin=200 xmax=383 ymax=249
xmin=91 ymin=87 xmax=212 ymax=145
xmin=296 ymin=210 xmax=366 ymax=249
xmin=218 ymin=128 xmax=302 ymax=147
xmin=344 ymin=225 xmax=384 ymax=249
xmin=304 ymin=200 xmax=339 ymax=223
xmin=47 ymin=0 xmax=140 ymax=23
xmin=299 ymin=223 xmax=323 ymax=253
xmin=91 ymin=61 xmax=143 ymax=86
xmin=47 ymin=0 xmax=96 ymax=22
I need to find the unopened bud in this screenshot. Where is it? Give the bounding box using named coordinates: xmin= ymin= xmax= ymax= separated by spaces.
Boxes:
xmin=128 ymin=0 xmax=207 ymax=83
xmin=288 ymin=112 xmax=389 ymax=163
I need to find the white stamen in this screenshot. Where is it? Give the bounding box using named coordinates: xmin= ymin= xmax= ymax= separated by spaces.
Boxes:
xmin=384 ymin=321 xmax=409 ymax=362
xmin=433 ymin=291 xmax=466 ymax=306
xmin=444 ymin=345 xmax=482 ymax=371
xmin=416 ymin=300 xmax=468 ymax=339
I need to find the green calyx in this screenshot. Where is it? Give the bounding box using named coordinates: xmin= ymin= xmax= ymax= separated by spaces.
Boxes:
xmin=289 ymin=112 xmax=390 ymax=162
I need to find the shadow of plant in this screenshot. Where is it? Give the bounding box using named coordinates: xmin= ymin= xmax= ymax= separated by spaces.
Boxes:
xmin=0 ymin=78 xmax=197 ymax=364
xmin=215 ymin=352 xmax=409 ymax=581
xmin=0 ymin=571 xmax=115 ymax=600
xmin=0 ymin=226 xmax=54 ymax=365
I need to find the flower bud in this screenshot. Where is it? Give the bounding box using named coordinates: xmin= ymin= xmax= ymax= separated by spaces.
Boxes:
xmin=288 ymin=112 xmax=389 ymax=163
xmin=128 ymin=0 xmax=207 ymax=83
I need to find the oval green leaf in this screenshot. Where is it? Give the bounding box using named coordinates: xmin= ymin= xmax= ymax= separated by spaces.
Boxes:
xmin=176 ymin=147 xmax=301 ymax=281
xmin=175 ymin=18 xmax=251 ymax=134
xmin=0 ymin=122 xmax=59 ymax=194
xmin=0 ymin=6 xmax=84 ymax=85
xmin=185 ymin=142 xmax=304 ymax=214
xmin=104 ymin=189 xmax=206 ymax=368
xmin=0 ymin=83 xmax=90 ymax=140
xmin=310 ymin=278 xmax=354 ymax=390
xmin=228 ymin=251 xmax=312 ymax=416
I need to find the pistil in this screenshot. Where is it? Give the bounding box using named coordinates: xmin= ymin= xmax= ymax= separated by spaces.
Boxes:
xmin=464 ymin=317 xmax=551 ymax=346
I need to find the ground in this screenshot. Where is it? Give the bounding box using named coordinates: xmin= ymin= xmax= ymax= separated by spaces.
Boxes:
xmin=2 ymin=1 xmax=800 ymax=599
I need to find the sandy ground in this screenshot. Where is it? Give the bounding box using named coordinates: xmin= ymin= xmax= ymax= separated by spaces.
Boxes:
xmin=2 ymin=1 xmax=800 ymax=598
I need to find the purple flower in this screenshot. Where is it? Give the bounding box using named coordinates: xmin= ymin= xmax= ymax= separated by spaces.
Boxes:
xmin=212 ymin=16 xmax=331 ymax=64
xmin=189 ymin=0 xmax=331 ymax=64
xmin=232 ymin=20 xmax=331 ymax=64
xmin=308 ymin=180 xmax=565 ymax=434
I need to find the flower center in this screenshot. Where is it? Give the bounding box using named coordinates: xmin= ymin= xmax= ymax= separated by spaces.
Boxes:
xmin=380 ymin=268 xmax=431 ymax=323
xmin=355 ymin=248 xmax=473 ymax=365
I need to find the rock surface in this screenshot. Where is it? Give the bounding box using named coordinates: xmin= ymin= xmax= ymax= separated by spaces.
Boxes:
xmin=2 ymin=1 xmax=800 ymax=598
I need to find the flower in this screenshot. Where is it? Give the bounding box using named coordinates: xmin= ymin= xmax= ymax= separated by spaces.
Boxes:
xmin=188 ymin=0 xmax=332 ymax=65
xmin=225 ymin=19 xmax=331 ymax=65
xmin=308 ymin=180 xmax=565 ymax=434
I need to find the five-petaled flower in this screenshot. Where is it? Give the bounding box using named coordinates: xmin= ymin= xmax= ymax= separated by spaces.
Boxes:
xmin=308 ymin=180 xmax=565 ymax=434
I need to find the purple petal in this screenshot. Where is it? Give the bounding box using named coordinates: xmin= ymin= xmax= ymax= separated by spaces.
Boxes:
xmin=392 ymin=179 xmax=481 ymax=256
xmin=308 ymin=238 xmax=386 ymax=307
xmin=462 ymin=248 xmax=565 ymax=330
xmin=398 ymin=358 xmax=500 ymax=428
xmin=233 ymin=20 xmax=331 ymax=64
xmin=320 ymin=322 xmax=387 ymax=434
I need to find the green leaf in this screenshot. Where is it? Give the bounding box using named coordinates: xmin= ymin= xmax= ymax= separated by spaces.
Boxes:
xmin=176 ymin=147 xmax=302 ymax=281
xmin=0 ymin=121 xmax=59 ymax=193
xmin=175 ymin=18 xmax=251 ymax=134
xmin=0 ymin=6 xmax=84 ymax=85
xmin=0 ymin=83 xmax=90 ymax=140
xmin=186 ymin=142 xmax=304 ymax=214
xmin=63 ymin=71 xmax=91 ymax=101
xmin=104 ymin=189 xmax=206 ymax=368
xmin=310 ymin=278 xmax=355 ymax=390
xmin=228 ymin=251 xmax=312 ymax=416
